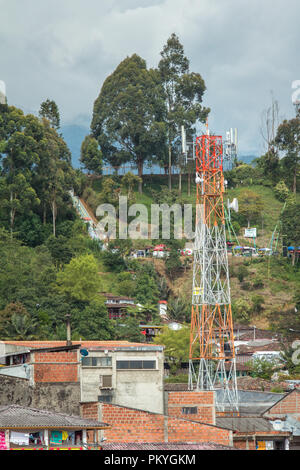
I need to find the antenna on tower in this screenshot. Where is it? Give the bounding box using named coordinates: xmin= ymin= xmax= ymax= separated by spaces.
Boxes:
xmin=181 ymin=125 xmax=196 ymax=163
xmin=0 ymin=81 xmax=6 ymax=105
xmin=224 ymin=127 xmax=238 ymax=170
xmin=206 ymin=118 xmax=209 ymax=136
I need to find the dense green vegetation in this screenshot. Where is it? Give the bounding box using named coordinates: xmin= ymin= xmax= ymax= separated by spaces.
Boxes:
xmin=0 ymin=33 xmax=299 ymax=354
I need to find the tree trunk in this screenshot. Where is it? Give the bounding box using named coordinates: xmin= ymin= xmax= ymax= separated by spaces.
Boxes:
xmin=10 ymin=191 xmax=14 ymax=238
xmin=188 ymin=172 xmax=191 ymax=197
xmin=179 ymin=168 xmax=182 ymax=194
xmin=43 ymin=204 xmax=47 ymax=225
xmin=168 ymin=144 xmax=172 ymax=191
xmin=137 ymin=160 xmax=143 ymax=194
xmin=51 ymin=199 xmax=57 ymax=237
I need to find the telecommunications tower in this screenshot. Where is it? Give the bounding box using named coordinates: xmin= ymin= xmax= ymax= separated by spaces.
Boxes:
xmin=224 ymin=128 xmax=238 ymax=170
xmin=188 ymin=127 xmax=239 ymax=413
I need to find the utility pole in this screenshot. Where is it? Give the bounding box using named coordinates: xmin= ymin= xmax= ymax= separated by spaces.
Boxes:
xmin=188 ymin=131 xmax=239 ymax=414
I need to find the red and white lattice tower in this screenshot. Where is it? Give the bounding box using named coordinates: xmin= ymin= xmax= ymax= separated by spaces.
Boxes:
xmin=188 ymin=132 xmax=239 ymax=413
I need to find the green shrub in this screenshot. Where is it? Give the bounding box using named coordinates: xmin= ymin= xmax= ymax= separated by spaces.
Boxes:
xmin=274 ymin=181 xmax=290 ymax=202
xmin=252 ymin=274 xmax=264 ymax=289
xmin=251 ymin=295 xmax=265 ymax=313
xmin=241 ymin=281 xmax=251 ymax=291
xmin=237 ymin=265 xmax=249 ymax=282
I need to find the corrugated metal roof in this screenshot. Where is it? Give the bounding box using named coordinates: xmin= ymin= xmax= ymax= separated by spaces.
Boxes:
xmin=0 ymin=405 xmax=109 ymax=430
xmin=216 ymin=417 xmax=274 ymax=433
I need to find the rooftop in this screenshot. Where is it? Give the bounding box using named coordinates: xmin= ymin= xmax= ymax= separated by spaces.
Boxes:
xmin=100 ymin=292 xmax=135 ymax=301
xmin=216 ymin=416 xmax=286 ymax=434
xmin=101 ymin=442 xmax=235 ymax=450
xmin=0 ymin=405 xmax=109 ymax=430
xmin=2 ymin=341 xmax=163 ymax=352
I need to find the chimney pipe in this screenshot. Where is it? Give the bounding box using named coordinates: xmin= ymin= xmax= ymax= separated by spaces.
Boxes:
xmin=65 ymin=314 xmax=72 ymax=346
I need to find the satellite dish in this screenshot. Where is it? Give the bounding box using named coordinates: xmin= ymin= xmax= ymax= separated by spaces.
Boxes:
xmin=272 ymin=420 xmax=283 ymax=431
xmin=195 ymin=172 xmax=202 ymax=185
xmin=80 ymin=348 xmax=89 ymax=357
xmin=228 ymin=198 xmax=239 ymax=213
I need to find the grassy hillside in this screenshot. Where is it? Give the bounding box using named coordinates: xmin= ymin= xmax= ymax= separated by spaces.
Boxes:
xmin=89 ymin=173 xmax=299 ymax=330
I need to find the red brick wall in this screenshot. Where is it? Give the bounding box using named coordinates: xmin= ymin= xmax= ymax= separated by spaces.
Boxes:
xmin=33 ymin=351 xmax=78 ymax=383
xmin=101 ymin=404 xmax=165 ymax=443
xmin=234 ymin=440 xmax=256 ymax=450
xmin=81 ymin=402 xmax=99 ymax=420
xmin=167 ymin=391 xmax=215 ymax=425
xmin=264 ymin=390 xmax=300 ymax=420
xmin=81 ymin=402 xmax=232 ymax=447
xmin=167 ymin=416 xmax=230 ymax=446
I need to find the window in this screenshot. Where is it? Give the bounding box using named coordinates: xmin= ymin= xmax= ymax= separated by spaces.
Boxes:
xmin=100 ymin=375 xmax=112 ymax=388
xmin=182 ymin=407 xmax=198 ymax=415
xmin=82 ymin=356 xmax=112 ymax=367
xmin=98 ymin=395 xmax=113 ymax=403
xmin=116 ymin=360 xmax=156 ymax=370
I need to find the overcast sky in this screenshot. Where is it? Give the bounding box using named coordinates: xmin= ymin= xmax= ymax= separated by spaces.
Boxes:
xmin=0 ymin=0 xmax=299 ymax=156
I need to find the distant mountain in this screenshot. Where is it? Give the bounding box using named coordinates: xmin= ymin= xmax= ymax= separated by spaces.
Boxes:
xmin=240 ymin=155 xmax=258 ymax=165
xmin=61 ymin=123 xmax=259 ymax=171
xmin=61 ymin=124 xmax=89 ymax=168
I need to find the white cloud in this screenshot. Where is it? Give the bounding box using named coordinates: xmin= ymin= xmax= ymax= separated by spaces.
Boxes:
xmin=0 ymin=0 xmax=299 ymax=154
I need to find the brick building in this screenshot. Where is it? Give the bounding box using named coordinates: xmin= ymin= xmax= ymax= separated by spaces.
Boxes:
xmin=0 ymin=341 xmax=164 ymax=414
xmin=263 ymin=389 xmax=300 ymax=449
xmin=81 ymin=391 xmax=234 ymax=447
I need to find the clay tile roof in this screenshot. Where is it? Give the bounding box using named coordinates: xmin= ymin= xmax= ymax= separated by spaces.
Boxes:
xmin=2 ymin=341 xmax=161 ymax=350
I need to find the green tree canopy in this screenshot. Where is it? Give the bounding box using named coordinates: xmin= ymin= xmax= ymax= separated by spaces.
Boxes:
xmin=35 ymin=119 xmax=74 ymax=236
xmin=239 ymin=189 xmax=264 ymax=227
xmin=80 ymin=135 xmax=102 ymax=174
xmin=56 ymin=254 xmax=102 ymax=302
xmin=275 ymin=115 xmax=300 ymax=194
xmin=91 ymin=54 xmax=167 ymax=193
xmin=281 ymin=201 xmax=300 ymax=246
xmin=0 ymin=105 xmax=44 ymax=234
xmin=39 ymin=99 xmax=60 ymax=130
xmin=158 ymin=33 xmax=209 ymax=189
xmin=153 ymin=325 xmax=190 ymax=371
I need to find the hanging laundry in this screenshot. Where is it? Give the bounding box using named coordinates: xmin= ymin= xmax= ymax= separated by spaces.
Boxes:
xmin=0 ymin=431 xmax=7 ymax=450
xmin=50 ymin=431 xmax=62 ymax=444
xmin=10 ymin=431 xmax=29 ymax=446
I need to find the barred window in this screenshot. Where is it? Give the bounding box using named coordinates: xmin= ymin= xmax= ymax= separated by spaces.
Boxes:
xmin=182 ymin=407 xmax=198 ymax=415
